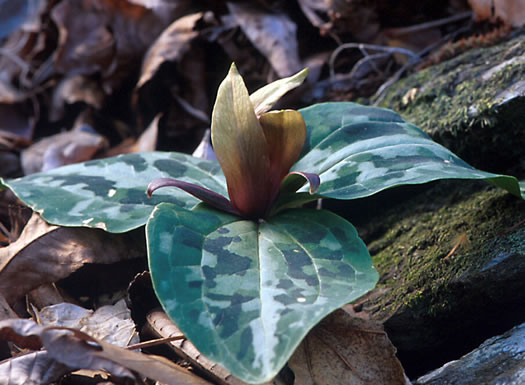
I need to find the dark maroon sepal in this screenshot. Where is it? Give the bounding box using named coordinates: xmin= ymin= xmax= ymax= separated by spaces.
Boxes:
xmin=148 ymin=178 xmax=240 ymax=216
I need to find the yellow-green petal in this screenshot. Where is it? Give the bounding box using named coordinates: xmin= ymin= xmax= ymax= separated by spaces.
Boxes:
xmin=250 ymin=68 xmax=308 ymax=117
xmin=259 ymin=109 xmax=306 ymax=182
xmin=211 ymin=63 xmax=271 ymax=217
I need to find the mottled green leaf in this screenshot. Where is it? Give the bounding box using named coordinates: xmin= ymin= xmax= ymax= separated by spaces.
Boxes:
xmin=295 ymin=102 xmax=524 ymax=200
xmin=147 ymin=204 xmax=377 ymax=384
xmin=1 ymin=152 xmax=227 ymax=233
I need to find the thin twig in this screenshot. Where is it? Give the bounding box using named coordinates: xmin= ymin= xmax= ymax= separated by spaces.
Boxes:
xmin=385 ymin=11 xmax=473 ymax=37
xmin=126 ymin=335 xmax=185 ymax=350
xmin=329 ymin=43 xmax=418 ymax=80
xmin=348 ymin=51 xmax=391 ymax=79
xmin=372 ymin=25 xmax=471 ymax=105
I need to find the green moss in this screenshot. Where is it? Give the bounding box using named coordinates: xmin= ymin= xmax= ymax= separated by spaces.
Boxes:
xmin=363 ymin=183 xmax=525 ymax=320
xmin=378 ymin=32 xmax=525 ymax=176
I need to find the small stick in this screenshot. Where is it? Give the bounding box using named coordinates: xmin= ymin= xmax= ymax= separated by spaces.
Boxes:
xmin=126 ymin=335 xmax=185 ymax=350
xmin=384 ymin=11 xmax=473 ymax=37
xmin=329 ymin=43 xmax=418 ymax=80
xmin=373 ymin=25 xmax=470 ymax=104
xmin=443 ymin=232 xmax=469 ymax=261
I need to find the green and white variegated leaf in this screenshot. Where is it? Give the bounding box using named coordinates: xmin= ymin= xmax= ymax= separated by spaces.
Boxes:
xmin=294 ymin=102 xmax=524 ymax=200
xmin=147 ymin=203 xmax=378 ymax=384
xmin=1 ymin=152 xmax=227 ymax=233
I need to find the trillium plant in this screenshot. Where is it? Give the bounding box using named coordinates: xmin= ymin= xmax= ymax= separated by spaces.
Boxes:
xmin=147 ymin=64 xmax=320 ymax=219
xmin=2 ymin=64 xmax=524 ymax=384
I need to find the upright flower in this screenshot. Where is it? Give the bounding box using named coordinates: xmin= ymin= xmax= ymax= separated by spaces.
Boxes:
xmin=148 ymin=63 xmax=319 ymax=219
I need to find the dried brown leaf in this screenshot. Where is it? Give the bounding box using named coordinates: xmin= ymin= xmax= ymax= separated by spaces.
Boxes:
xmin=37 ymin=300 xmax=139 ymax=347
xmin=105 ymin=114 xmax=159 ymax=157
xmin=137 ymin=13 xmax=203 ymax=89
xmin=0 ymin=350 xmax=71 ymax=385
xmin=288 ymin=309 xmax=408 ymax=385
xmin=28 ymin=283 xmax=66 ymax=310
xmin=51 ymin=1 xmax=116 ymax=76
xmin=20 ymin=129 xmax=108 ymax=174
xmin=227 ymin=2 xmax=302 ymax=77
xmin=49 ymin=75 xmax=105 ymax=122
xmin=49 ymin=0 xmax=183 ymax=91
xmin=0 ymin=318 xmax=212 ymax=385
xmin=0 ymin=293 xmax=17 ymax=321
xmin=0 ymin=213 xmax=145 ymax=305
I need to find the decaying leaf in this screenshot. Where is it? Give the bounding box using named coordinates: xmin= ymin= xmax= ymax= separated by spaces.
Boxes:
xmin=105 ymin=114 xmax=159 ymax=156
xmin=0 ymin=350 xmax=71 ymax=385
xmin=21 ymin=128 xmax=108 ymax=174
xmin=50 ymin=0 xmax=179 ymax=90
xmin=0 ymin=318 xmax=213 ymax=385
xmin=137 ymin=12 xmax=204 ymax=89
xmin=227 ymin=2 xmax=302 ymax=77
xmin=37 ymin=299 xmax=139 ymax=347
xmin=28 ymin=283 xmax=66 ymax=310
xmin=0 ymin=293 xmax=17 ymax=321
xmin=49 ymin=74 xmax=105 ymax=122
xmin=50 ymin=1 xmax=115 ymax=77
xmin=0 ymin=213 xmax=145 ymax=305
xmin=288 ymin=308 xmax=408 ymax=385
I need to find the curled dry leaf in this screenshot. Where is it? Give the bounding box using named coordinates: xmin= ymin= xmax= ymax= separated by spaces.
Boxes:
xmin=0 ymin=213 xmax=145 ymax=305
xmin=227 ymin=2 xmax=302 ymax=77
xmin=135 ymin=12 xmax=209 ymax=138
xmin=288 ymin=308 xmax=408 ymax=385
xmin=137 ymin=12 xmax=204 ymax=89
xmin=37 ymin=299 xmax=139 ymax=347
xmin=50 ymin=0 xmax=180 ymax=90
xmin=0 ymin=318 xmax=213 ymax=385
